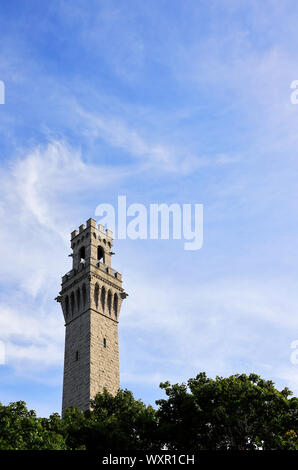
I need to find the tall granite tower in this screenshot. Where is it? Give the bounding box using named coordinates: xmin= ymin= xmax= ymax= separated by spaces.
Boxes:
xmin=56 ymin=218 xmax=127 ymax=416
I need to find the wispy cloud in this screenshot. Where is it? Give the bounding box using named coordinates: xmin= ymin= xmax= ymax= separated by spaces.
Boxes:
xmin=0 ymin=0 xmax=298 ymax=415
xmin=0 ymin=140 xmax=130 ymax=377
xmin=120 ymin=272 xmax=298 ymax=393
xmin=74 ymin=104 xmax=237 ymax=174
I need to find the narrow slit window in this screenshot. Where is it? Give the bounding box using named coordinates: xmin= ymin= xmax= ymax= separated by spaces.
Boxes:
xmin=75 ymin=350 xmax=79 ymax=361
xmin=107 ymin=290 xmax=112 ymax=315
xmin=94 ymin=283 xmax=99 ymax=309
xmin=103 ymin=338 xmax=106 ymax=348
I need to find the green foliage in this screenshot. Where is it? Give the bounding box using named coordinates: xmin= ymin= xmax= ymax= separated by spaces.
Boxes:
xmin=156 ymin=372 xmax=298 ymax=450
xmin=1 ymin=373 xmax=297 ymax=450
xmin=63 ymin=389 xmax=159 ymax=451
xmin=0 ymin=401 xmax=67 ymax=449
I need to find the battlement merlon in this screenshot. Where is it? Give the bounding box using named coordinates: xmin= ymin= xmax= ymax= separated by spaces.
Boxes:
xmin=65 ymin=217 xmax=123 ymax=277
xmin=71 ymin=218 xmax=113 ymax=241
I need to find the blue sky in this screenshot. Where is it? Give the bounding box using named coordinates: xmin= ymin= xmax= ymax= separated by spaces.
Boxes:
xmin=1 ymin=0 xmax=298 ymax=416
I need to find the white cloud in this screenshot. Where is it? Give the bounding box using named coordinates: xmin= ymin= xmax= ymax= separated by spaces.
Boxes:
xmin=6 ymin=140 xmax=128 ymax=235
xmin=0 ymin=1 xmax=298 ymax=412
xmin=120 ymin=272 xmax=298 ymax=394
xmin=0 ymin=140 xmax=130 ymax=375
xmin=277 ymin=367 xmax=298 ymax=395
xmin=0 ymin=140 xmax=130 ymax=291
xmin=75 ymin=104 xmax=235 ymax=174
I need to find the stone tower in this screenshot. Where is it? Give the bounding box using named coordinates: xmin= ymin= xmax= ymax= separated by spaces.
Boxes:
xmin=56 ymin=218 xmax=127 ymax=416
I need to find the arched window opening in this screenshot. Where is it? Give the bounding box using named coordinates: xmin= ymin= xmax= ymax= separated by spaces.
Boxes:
xmin=94 ymin=283 xmax=99 ymax=309
xmin=101 ymin=286 xmax=106 ymax=312
xmin=97 ymin=245 xmax=105 ymax=263
xmin=79 ymin=246 xmax=85 ymax=260
xmin=113 ymin=293 xmax=118 ymax=319
xmin=107 ymin=290 xmax=112 ymax=316
xmin=82 ymin=283 xmax=87 ymax=307
xmin=76 ymin=288 xmax=81 ymax=311
xmin=70 ymin=292 xmax=75 ymax=316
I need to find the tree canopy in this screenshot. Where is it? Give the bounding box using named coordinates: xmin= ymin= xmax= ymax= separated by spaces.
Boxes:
xmin=0 ymin=373 xmax=297 ymax=450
